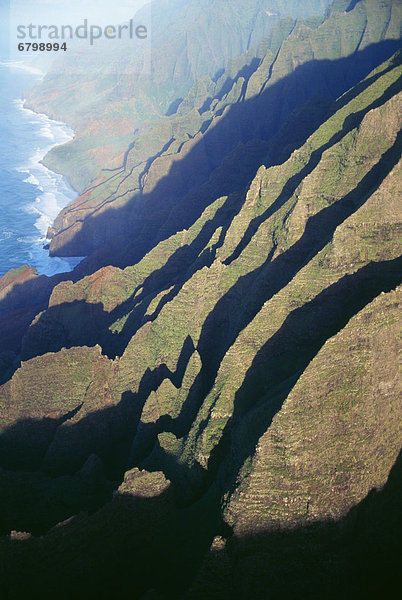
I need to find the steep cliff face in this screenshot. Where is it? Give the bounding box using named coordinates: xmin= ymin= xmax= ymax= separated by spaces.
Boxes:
xmin=39 ymin=0 xmax=401 ymax=265
xmin=186 ymin=289 xmax=401 ymax=600
xmin=224 ymin=287 xmax=401 ymax=533
xmin=24 ymin=0 xmax=332 ymax=192
xmin=0 ymin=37 xmax=401 ymax=598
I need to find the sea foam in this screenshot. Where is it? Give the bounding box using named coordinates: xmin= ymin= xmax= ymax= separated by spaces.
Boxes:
xmin=4 ymin=62 xmax=84 ymax=276
xmin=0 ymin=61 xmax=45 ymax=78
xmin=16 ymin=101 xmax=76 ymax=240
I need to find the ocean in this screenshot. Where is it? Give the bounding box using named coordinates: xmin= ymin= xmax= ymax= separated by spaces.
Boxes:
xmin=0 ymin=61 xmax=82 ymax=278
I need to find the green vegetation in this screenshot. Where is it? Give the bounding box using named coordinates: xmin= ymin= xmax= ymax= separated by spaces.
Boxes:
xmin=0 ymin=1 xmax=401 ymax=598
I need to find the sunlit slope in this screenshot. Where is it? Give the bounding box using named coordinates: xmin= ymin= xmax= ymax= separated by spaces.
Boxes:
xmin=25 ymin=0 xmax=332 ymax=191
xmin=40 ymin=0 xmax=401 ymax=265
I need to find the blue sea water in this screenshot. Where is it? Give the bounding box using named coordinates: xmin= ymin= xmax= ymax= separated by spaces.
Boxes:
xmin=0 ymin=61 xmax=82 ymax=278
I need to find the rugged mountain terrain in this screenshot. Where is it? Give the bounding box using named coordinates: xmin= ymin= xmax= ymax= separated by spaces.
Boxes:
xmin=40 ymin=0 xmax=401 ymax=265
xmin=25 ymin=0 xmax=332 ymax=191
xmin=0 ymin=0 xmax=401 ymax=598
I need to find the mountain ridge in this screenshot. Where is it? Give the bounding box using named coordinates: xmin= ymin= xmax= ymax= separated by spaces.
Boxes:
xmin=1 ymin=43 xmax=401 ymax=599
xmin=0 ymin=1 xmax=401 ymax=597
xmin=42 ymin=0 xmax=401 ymax=265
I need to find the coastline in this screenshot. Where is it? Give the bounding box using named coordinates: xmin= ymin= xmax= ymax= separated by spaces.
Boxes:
xmin=16 ymin=98 xmax=79 ymax=241
xmin=21 ymin=98 xmax=80 ymax=196
xmin=0 ymin=60 xmax=84 ymax=276
xmin=39 ymin=155 xmax=79 ymax=198
xmin=19 ymin=98 xmax=80 ymax=193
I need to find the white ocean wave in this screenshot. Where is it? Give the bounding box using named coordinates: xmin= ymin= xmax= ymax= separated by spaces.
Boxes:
xmin=0 ymin=61 xmax=45 ymax=78
xmin=14 ymin=102 xmax=76 ymax=239
xmin=24 ymin=174 xmax=40 ymax=186
xmin=33 ymin=214 xmax=53 ymax=236
xmin=18 ymin=102 xmax=74 ymax=135
xmin=12 ymin=98 xmax=25 ymax=109
xmin=20 ymin=138 xmax=76 ymax=236
xmin=25 ymin=189 xmax=65 ymax=236
xmin=39 ymin=124 xmax=55 ymax=140
xmin=3 ymin=70 xmax=83 ymax=276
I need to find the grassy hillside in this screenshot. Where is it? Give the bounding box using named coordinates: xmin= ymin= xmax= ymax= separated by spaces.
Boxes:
xmin=0 ymin=35 xmax=400 ymax=597
xmin=40 ymin=0 xmax=401 ymax=266
xmin=24 ymin=0 xmax=332 ymax=191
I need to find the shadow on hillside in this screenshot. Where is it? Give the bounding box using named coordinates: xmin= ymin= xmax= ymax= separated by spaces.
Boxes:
xmin=347 ymin=0 xmax=362 ymax=12
xmin=194 ymin=131 xmax=402 ymax=407
xmin=0 ymin=41 xmax=400 ymax=370
xmin=0 ymin=249 xmax=400 ymax=532
xmin=20 ymin=191 xmax=242 ymax=362
xmin=0 ymin=15 xmax=401 ymax=598
xmin=0 ymin=335 xmax=195 ymax=479
xmin=186 ymin=449 xmax=402 ymax=600
xmin=201 ymin=256 xmax=402 ymax=503
xmin=11 ymin=67 xmax=402 ymax=373
xmin=0 ymin=430 xmax=400 ymax=600
xmin=0 ymin=65 xmax=400 ymax=538
xmin=50 ymin=41 xmax=400 ymax=263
